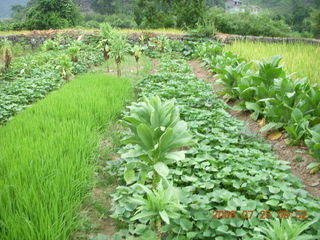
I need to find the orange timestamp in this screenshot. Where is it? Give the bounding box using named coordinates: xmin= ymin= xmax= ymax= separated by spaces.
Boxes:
xmin=212 ymin=210 xmax=308 ymax=220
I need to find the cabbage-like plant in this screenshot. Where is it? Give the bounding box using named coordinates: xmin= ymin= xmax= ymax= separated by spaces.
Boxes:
xmin=122 ymin=96 xmax=192 ymax=187
xmin=130 ymin=181 xmax=186 ymax=240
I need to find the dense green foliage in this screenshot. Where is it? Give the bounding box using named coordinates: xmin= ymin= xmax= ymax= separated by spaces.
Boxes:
xmin=105 ymin=53 xmax=320 ymax=239
xmin=208 ymin=9 xmax=296 ymax=37
xmin=0 ymin=0 xmax=319 ymax=37
xmin=195 ymin=41 xmax=320 ymax=172
xmin=0 ymin=73 xmax=132 ymax=240
xmin=133 ymin=0 xmax=206 ymax=28
xmin=226 ymin=41 xmax=320 ymax=85
xmin=24 ymin=0 xmax=81 ymax=29
xmin=311 ymin=9 xmax=320 ymax=37
xmin=0 ymin=39 xmax=104 ymax=124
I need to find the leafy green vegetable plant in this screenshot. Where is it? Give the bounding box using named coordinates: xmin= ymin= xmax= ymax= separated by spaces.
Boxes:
xmin=130 ymin=181 xmax=186 ymax=240
xmin=122 ymin=95 xmax=192 ymax=187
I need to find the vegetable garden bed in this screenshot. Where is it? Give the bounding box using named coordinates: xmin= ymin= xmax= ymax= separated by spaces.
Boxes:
xmin=103 ymin=54 xmax=320 ymax=239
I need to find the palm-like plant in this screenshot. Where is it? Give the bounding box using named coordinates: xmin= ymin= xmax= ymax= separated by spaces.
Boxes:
xmin=109 ymin=33 xmax=130 ymax=77
xmin=57 ymin=54 xmax=73 ymax=81
xmin=122 ymin=96 xmax=192 ymax=187
xmin=131 ymin=45 xmax=143 ymax=74
xmin=1 ymin=40 xmax=13 ymax=72
xmin=256 ymin=218 xmax=319 ymax=240
xmin=68 ymin=46 xmax=80 ymax=62
xmin=130 ymin=181 xmax=186 ymax=240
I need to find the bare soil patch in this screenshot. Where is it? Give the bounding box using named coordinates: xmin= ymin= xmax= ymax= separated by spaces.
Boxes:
xmin=190 ymin=59 xmax=320 ymax=199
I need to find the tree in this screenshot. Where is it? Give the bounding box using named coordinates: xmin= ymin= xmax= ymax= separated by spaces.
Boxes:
xmin=91 ymin=0 xmax=115 ymax=14
xmin=25 ymin=0 xmax=81 ymax=30
xmin=133 ymin=0 xmax=206 ymax=28
xmin=311 ymin=9 xmax=320 ymax=38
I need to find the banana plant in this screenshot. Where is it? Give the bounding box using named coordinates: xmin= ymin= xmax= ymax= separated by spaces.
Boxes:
xmin=68 ymin=46 xmax=80 ymax=62
xmin=305 ymin=128 xmax=320 ymax=173
xmin=130 ymin=181 xmax=186 ymax=240
xmin=1 ymin=39 xmax=13 ymax=72
xmin=56 ymin=54 xmax=73 ymax=81
xmin=109 ymin=33 xmax=130 ymax=77
xmin=131 ymin=45 xmax=143 ymax=74
xmin=122 ymin=96 xmax=192 ymax=188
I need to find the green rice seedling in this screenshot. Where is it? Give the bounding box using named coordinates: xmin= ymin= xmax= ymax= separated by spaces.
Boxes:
xmin=0 ymin=73 xmax=132 ymax=240
xmin=226 ymin=41 xmax=320 ymax=85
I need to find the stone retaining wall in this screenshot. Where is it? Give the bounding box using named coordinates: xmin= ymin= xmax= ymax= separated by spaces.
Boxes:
xmin=0 ymin=30 xmax=319 ymax=48
xmin=213 ymin=33 xmax=320 ymax=45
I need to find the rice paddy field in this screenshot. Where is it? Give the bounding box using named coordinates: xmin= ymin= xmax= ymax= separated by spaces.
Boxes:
xmin=225 ymin=41 xmax=320 ymax=85
xmin=0 ymin=73 xmax=132 ymax=239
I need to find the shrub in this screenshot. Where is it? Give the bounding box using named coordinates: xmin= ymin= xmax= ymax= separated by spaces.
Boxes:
xmin=209 ymin=9 xmax=294 ymax=37
xmin=25 ymin=0 xmax=81 ymax=30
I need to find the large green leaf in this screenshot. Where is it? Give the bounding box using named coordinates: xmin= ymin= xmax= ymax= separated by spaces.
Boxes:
xmin=154 ymin=162 xmax=169 ymax=177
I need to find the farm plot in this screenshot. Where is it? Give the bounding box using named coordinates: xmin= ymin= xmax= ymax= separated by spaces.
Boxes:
xmin=0 ymin=73 xmax=131 ymax=240
xmin=0 ymin=39 xmax=104 ymax=125
xmin=104 ymin=54 xmax=320 ymax=239
xmin=194 ymin=41 xmax=320 ymax=175
xmin=225 ymin=41 xmax=320 ymax=85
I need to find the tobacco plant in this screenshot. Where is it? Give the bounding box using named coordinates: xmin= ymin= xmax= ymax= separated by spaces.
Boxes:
xmin=130 ymin=181 xmax=185 ymax=240
xmin=122 ymin=95 xmax=192 ymax=188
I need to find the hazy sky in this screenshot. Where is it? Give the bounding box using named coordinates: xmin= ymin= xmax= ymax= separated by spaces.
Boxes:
xmin=0 ymin=0 xmax=29 ymax=19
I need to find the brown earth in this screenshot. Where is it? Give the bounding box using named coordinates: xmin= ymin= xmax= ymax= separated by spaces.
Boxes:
xmin=190 ymin=59 xmax=320 ymax=199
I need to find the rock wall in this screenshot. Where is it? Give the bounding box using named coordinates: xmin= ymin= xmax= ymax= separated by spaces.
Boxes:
xmin=1 ymin=30 xmax=319 ymax=48
xmin=213 ymin=33 xmax=320 ymax=46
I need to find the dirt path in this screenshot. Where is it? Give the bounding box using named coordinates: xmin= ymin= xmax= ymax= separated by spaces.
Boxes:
xmin=74 ymin=58 xmax=160 ymax=240
xmin=190 ymin=60 xmax=320 ymax=199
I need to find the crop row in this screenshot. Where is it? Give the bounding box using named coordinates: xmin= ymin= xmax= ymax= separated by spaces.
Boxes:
xmin=0 ymin=73 xmax=131 ymax=240
xmin=194 ymin=41 xmax=320 ymax=173
xmin=105 ymin=54 xmax=320 ymax=239
xmin=0 ymin=39 xmax=104 ymax=125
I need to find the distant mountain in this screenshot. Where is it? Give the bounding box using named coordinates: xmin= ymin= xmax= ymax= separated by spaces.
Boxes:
xmin=0 ymin=0 xmax=29 ymax=19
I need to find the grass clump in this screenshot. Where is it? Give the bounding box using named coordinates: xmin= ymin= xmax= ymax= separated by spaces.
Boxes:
xmin=0 ymin=73 xmax=132 ymax=240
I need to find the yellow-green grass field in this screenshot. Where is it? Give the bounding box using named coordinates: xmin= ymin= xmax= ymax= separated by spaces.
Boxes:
xmin=226 ymin=41 xmax=320 ymax=85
